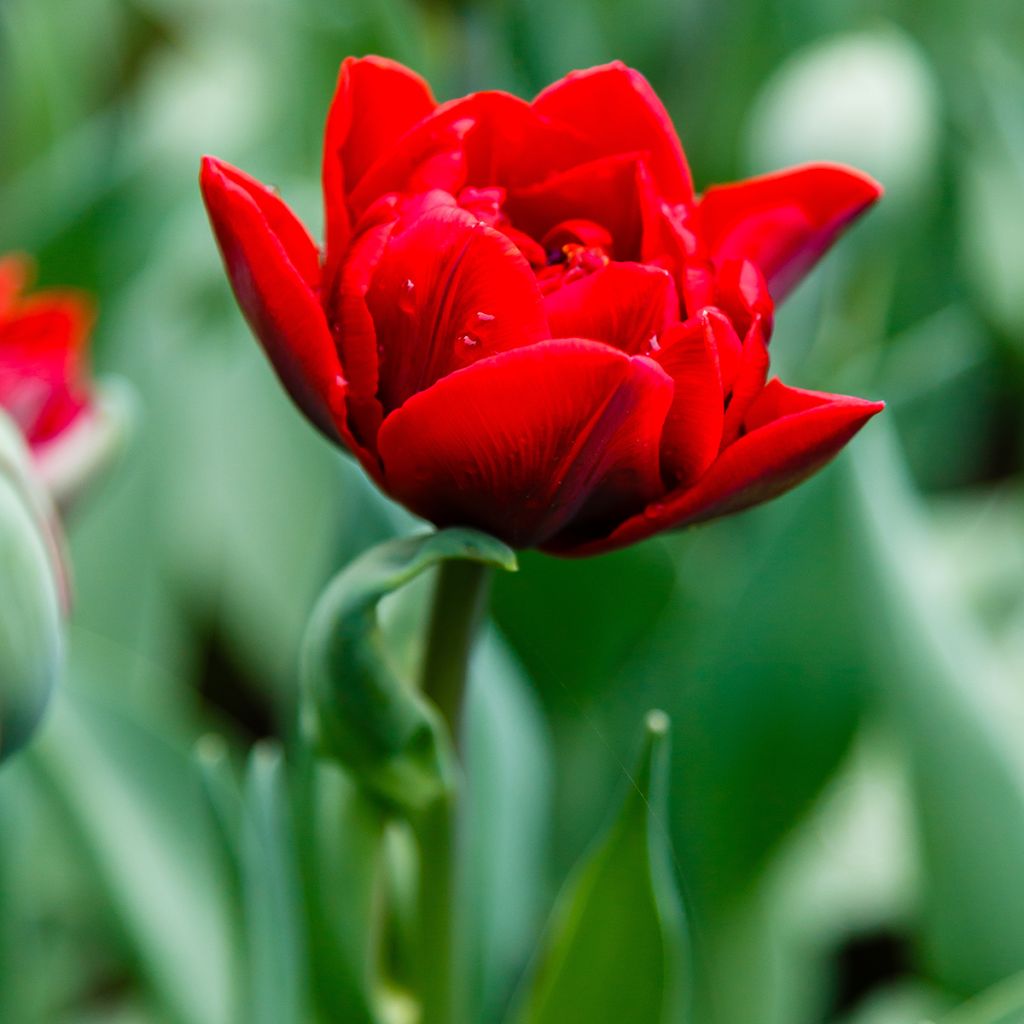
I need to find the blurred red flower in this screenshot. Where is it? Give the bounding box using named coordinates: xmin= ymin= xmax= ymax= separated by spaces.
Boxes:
xmin=0 ymin=254 xmax=98 ymax=486
xmin=201 ymin=57 xmax=883 ymax=553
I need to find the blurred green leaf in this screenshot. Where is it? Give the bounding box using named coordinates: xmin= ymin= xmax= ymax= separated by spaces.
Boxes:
xmin=30 ymin=688 xmax=235 ymax=1024
xmin=513 ymin=710 xmax=689 ymax=1024
xmin=937 ymin=970 xmax=1024 ymax=1024
xmin=464 ymin=629 xmax=554 ymax=1023
xmin=852 ymin=424 xmax=1024 ymax=994
xmin=297 ymin=758 xmax=383 ymax=1024
xmin=241 ymin=743 xmax=309 ymax=1024
xmin=302 ymin=528 xmax=515 ymax=814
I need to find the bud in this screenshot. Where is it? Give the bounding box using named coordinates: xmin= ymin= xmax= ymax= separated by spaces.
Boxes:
xmin=0 ymin=412 xmax=64 ymax=762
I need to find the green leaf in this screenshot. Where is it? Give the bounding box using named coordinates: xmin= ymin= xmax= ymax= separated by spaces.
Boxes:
xmin=29 ymin=689 xmax=236 ymax=1024
xmin=241 ymin=743 xmax=309 ymax=1024
xmin=301 ymin=528 xmax=516 ymax=815
xmin=513 ymin=710 xmax=689 ymax=1024
xmin=464 ymin=629 xmax=554 ymax=1023
xmin=296 ymin=757 xmax=384 ymax=1024
xmin=937 ymin=971 xmax=1024 ymax=1024
xmin=851 ymin=424 xmax=1024 ymax=993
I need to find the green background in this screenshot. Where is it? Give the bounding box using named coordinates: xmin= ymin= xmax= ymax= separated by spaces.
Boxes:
xmin=3 ymin=0 xmax=1024 ymax=1021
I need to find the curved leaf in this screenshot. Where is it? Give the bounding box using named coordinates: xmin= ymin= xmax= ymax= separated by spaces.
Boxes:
xmin=513 ymin=711 xmax=690 ymax=1024
xmin=301 ymin=528 xmax=516 ymax=814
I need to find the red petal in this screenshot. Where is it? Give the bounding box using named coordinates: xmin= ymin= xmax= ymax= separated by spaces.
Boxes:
xmin=348 ymin=91 xmax=588 ymax=223
xmin=376 ymin=339 xmax=673 ymax=548
xmin=700 ymin=306 xmax=743 ymax=392
xmin=205 ymin=160 xmax=321 ymax=289
xmin=698 ymin=162 xmax=882 ymax=299
xmin=720 ymin=318 xmax=769 ymax=446
xmin=533 ymin=62 xmax=694 ymax=205
xmin=565 ymin=379 xmax=883 ymax=555
xmin=322 ymin=56 xmax=436 ymax=263
xmin=0 ymin=292 xmax=93 ymax=446
xmin=364 ymin=204 xmax=549 ymax=414
xmin=505 ymin=153 xmax=647 ymax=260
xmin=200 ymin=156 xmax=375 ymax=468
xmin=544 ymin=262 xmax=678 ymax=354
xmin=651 ymin=313 xmax=724 ymax=485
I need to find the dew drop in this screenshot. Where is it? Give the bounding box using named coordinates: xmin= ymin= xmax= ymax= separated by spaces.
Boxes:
xmin=647 ymin=334 xmax=661 ymax=353
xmin=458 ymin=333 xmax=482 ymax=349
xmin=399 ymin=278 xmax=416 ymax=313
xmin=474 ymin=311 xmax=496 ymax=324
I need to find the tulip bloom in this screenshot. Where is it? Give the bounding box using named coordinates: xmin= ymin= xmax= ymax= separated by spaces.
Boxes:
xmin=0 ymin=254 xmax=101 ymax=494
xmin=201 ymin=58 xmax=883 ymax=554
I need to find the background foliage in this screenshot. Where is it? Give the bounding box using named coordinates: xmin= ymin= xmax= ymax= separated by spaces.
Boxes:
xmin=3 ymin=0 xmax=1024 ymax=1021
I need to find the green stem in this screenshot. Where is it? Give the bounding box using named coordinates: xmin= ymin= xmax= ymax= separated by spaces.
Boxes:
xmin=413 ymin=558 xmax=491 ymax=1024
xmin=419 ymin=559 xmax=492 ymax=744
xmin=411 ymin=794 xmax=460 ymax=1024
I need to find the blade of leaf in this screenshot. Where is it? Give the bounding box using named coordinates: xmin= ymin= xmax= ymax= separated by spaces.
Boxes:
xmin=301 ymin=527 xmax=516 ymax=815
xmin=513 ymin=711 xmax=689 ymax=1024
xmin=241 ymin=743 xmax=309 ymax=1024
xmin=464 ymin=627 xmax=554 ymax=1023
xmin=851 ymin=423 xmax=1024 ymax=993
xmin=938 ymin=970 xmax=1024 ymax=1024
xmin=28 ymin=688 xmax=236 ymax=1024
xmin=296 ymin=755 xmax=385 ymax=1024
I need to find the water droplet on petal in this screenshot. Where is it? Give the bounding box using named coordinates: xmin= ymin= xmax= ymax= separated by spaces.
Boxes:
xmin=458 ymin=333 xmax=481 ymax=349
xmin=474 ymin=311 xmax=496 ymax=324
xmin=647 ymin=334 xmax=661 ymax=353
xmin=399 ymin=278 xmax=416 ymax=313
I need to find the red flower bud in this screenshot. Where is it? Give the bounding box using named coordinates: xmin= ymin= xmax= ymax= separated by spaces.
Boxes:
xmin=0 ymin=254 xmax=107 ymax=502
xmin=200 ymin=57 xmax=884 ymax=554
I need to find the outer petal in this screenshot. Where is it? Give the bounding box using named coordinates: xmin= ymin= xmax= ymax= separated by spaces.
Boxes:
xmin=376 ymin=340 xmax=674 ymax=548
xmin=533 ymin=61 xmax=694 ymax=204
xmin=364 ymin=204 xmax=549 ymax=414
xmin=697 ymin=162 xmax=882 ymax=299
xmin=543 ymin=262 xmax=678 ymax=354
xmin=205 ymin=160 xmax=321 ymax=289
xmin=562 ymin=379 xmax=883 ymax=555
xmin=322 ymin=56 xmax=436 ymax=262
xmin=200 ymin=156 xmax=374 ymax=468
xmin=650 ymin=313 xmax=724 ymax=486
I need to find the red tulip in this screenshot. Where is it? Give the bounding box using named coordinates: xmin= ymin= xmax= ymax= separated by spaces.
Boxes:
xmin=0 ymin=249 xmax=100 ymax=485
xmin=200 ymin=57 xmax=884 ymax=554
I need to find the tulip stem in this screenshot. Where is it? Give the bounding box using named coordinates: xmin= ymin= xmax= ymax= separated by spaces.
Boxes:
xmin=411 ymin=792 xmax=460 ymax=1024
xmin=413 ymin=557 xmax=491 ymax=1024
xmin=420 ymin=558 xmax=492 ymax=744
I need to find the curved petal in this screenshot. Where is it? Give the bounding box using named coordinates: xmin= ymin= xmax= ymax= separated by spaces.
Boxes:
xmin=205 ymin=159 xmax=321 ymax=289
xmin=533 ymin=61 xmax=694 ymax=204
xmin=376 ymin=340 xmax=673 ymax=548
xmin=322 ymin=56 xmax=436 ymax=262
xmin=364 ymin=204 xmax=549 ymax=414
xmin=650 ymin=313 xmax=724 ymax=486
xmin=200 ymin=156 xmax=375 ymax=468
xmin=544 ymin=262 xmax=678 ymax=354
xmin=563 ymin=379 xmax=883 ymax=555
xmin=720 ymin=317 xmax=769 ymax=446
xmin=348 ymin=90 xmax=595 ymax=223
xmin=505 ymin=153 xmax=647 ymax=260
xmin=698 ymin=162 xmax=883 ymax=299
